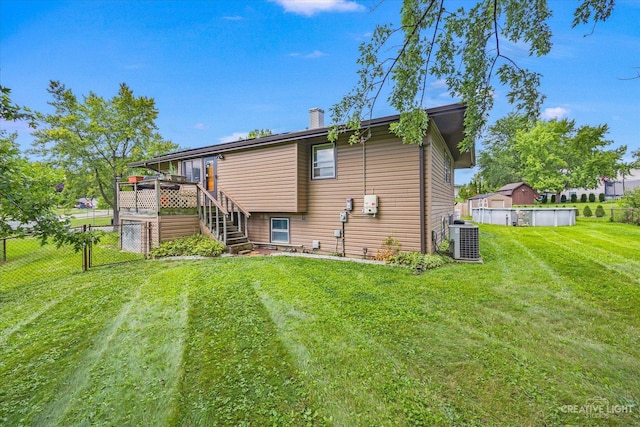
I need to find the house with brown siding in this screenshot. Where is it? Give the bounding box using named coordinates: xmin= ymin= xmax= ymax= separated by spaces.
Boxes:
xmin=123 ymin=103 xmax=473 ymax=256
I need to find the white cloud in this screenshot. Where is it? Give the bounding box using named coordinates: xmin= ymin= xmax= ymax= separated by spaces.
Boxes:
xmin=218 ymin=132 xmax=248 ymax=143
xmin=541 ymin=107 xmax=570 ymax=120
xmin=289 ymin=50 xmax=328 ymax=59
xmin=223 ymin=15 xmax=243 ymax=21
xmin=194 ymin=123 xmax=208 ymax=130
xmin=272 ymin=0 xmax=365 ymax=16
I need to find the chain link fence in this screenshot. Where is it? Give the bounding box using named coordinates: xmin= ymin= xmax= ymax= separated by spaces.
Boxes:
xmin=610 ymin=208 xmax=640 ymax=225
xmin=1 ymin=223 xmax=150 ymax=287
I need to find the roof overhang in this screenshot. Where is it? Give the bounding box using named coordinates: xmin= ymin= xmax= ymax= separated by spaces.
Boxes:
xmin=130 ymin=103 xmax=474 ymax=169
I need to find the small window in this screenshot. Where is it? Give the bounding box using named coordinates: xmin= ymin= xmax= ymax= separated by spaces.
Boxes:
xmin=270 ymin=218 xmax=290 ymax=243
xmin=444 ymin=152 xmax=452 ymax=184
xmin=312 ymin=143 xmax=335 ymax=179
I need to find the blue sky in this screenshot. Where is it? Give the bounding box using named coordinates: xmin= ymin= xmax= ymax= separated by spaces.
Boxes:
xmin=1 ymin=0 xmax=639 ymax=184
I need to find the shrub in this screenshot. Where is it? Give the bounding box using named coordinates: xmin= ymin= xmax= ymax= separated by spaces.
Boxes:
xmin=375 ymin=236 xmax=401 ymax=261
xmin=588 ymin=193 xmax=596 ymax=203
xmin=560 ymin=195 xmax=567 ymax=203
xmin=150 ymin=234 xmax=226 ymax=258
xmin=598 ymin=193 xmax=605 ymax=202
xmin=551 ymin=194 xmax=556 ymax=203
xmin=583 ymin=205 xmax=593 ymax=217
xmin=580 ymin=194 xmax=587 ymax=203
xmin=389 ymin=251 xmax=450 ymax=271
xmin=540 ymin=195 xmax=547 ymax=204
xmin=570 ymin=194 xmax=577 ymax=203
xmin=595 ymin=205 xmax=605 ymax=218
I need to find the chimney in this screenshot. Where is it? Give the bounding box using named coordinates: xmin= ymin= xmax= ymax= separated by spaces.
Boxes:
xmin=309 ymin=107 xmax=325 ymax=129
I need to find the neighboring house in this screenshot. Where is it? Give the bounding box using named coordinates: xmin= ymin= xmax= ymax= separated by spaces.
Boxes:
xmin=559 ymin=168 xmax=640 ymax=200
xmin=467 ymin=193 xmax=512 ymax=211
xmin=122 ymin=103 xmax=473 ymax=256
xmin=496 ymin=182 xmax=538 ymax=206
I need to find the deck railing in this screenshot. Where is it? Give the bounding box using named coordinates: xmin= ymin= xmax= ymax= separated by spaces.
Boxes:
xmin=118 ymin=178 xmax=198 ymax=215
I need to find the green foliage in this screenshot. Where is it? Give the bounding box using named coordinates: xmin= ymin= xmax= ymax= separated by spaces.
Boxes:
xmin=580 ymin=193 xmax=587 ymax=203
xmin=389 ymin=251 xmax=450 ymax=271
xmin=560 ymin=194 xmax=567 ymax=203
xmin=570 ymin=194 xmax=577 ymax=203
xmin=478 ymin=114 xmax=531 ymax=188
xmin=550 ymin=194 xmax=556 ymax=203
xmin=574 ymin=206 xmax=579 ymax=217
xmin=244 ymin=129 xmax=273 ymax=140
xmin=330 ymin=1 xmax=614 ymax=152
xmin=514 ymin=119 xmax=626 ymax=195
xmin=621 ymin=187 xmax=640 ymax=209
xmin=458 ymin=173 xmax=490 ymax=200
xmin=149 ymin=234 xmax=225 ymax=258
xmin=588 ymin=193 xmax=596 ymax=202
xmin=598 ymin=192 xmax=605 ymax=202
xmin=32 ymin=81 xmax=178 ymax=223
xmin=595 ymin=205 xmax=605 ymax=218
xmin=583 ymin=205 xmax=593 ymax=217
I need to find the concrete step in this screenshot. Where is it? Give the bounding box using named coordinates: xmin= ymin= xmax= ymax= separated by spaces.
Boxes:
xmin=228 ymin=242 xmax=253 ymax=254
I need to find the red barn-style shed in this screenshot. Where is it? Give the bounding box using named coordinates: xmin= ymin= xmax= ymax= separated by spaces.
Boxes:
xmin=496 ymin=182 xmax=539 ymax=206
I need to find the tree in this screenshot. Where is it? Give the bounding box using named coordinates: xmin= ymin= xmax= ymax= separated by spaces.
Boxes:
xmin=458 ymin=173 xmax=490 ymax=200
xmin=329 ymin=0 xmax=614 ymax=150
xmin=32 ymin=81 xmax=178 ymax=224
xmin=477 ymin=113 xmax=532 ymax=188
xmin=244 ymin=129 xmax=273 ymax=140
xmin=514 ymin=119 xmax=626 ymax=195
xmin=0 ymin=86 xmax=69 ymax=243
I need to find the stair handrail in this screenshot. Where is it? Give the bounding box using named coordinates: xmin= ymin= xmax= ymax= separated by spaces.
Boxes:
xmin=196 ymin=183 xmax=228 ymax=215
xmin=218 ymin=188 xmax=251 ymax=218
xmin=218 ymin=187 xmax=251 ymax=238
xmin=196 ymin=184 xmax=230 ymax=243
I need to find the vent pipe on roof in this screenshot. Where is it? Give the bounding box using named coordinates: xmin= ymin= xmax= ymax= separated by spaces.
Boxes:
xmin=309 ymin=107 xmax=325 ymax=129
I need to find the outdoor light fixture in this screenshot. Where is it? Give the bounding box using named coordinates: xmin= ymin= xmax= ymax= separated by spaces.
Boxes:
xmin=216 ymin=154 xmax=224 ymax=160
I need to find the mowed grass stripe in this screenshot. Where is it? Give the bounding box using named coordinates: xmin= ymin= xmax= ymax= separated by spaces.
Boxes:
xmin=55 ymin=263 xmax=191 ymax=426
xmin=0 ymin=269 xmax=137 ymax=425
xmin=172 ymin=258 xmax=316 ymax=426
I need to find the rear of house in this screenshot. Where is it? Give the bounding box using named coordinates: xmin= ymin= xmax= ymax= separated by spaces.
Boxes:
xmin=126 ymin=103 xmax=473 ymax=256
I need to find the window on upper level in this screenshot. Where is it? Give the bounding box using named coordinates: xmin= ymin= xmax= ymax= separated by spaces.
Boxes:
xmin=312 ymin=143 xmax=335 ymax=179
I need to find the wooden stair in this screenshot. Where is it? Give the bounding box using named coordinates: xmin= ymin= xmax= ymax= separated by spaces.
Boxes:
xmin=196 ymin=184 xmax=252 ymax=254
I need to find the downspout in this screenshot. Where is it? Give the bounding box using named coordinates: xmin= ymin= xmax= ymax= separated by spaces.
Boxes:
xmin=426 ymin=138 xmax=434 ymax=253
xmin=419 ymin=144 xmax=426 ymax=254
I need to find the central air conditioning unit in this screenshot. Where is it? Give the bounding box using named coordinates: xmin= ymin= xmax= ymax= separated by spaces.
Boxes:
xmin=449 ymin=224 xmax=480 ymax=261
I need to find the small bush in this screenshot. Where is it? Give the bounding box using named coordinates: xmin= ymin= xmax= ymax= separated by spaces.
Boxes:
xmin=389 ymin=251 xmax=450 ymax=271
xmin=595 ymin=205 xmax=605 ymax=218
xmin=588 ymin=193 xmax=596 ymax=203
xmin=598 ymin=193 xmax=605 ymax=202
xmin=550 ymin=194 xmax=556 ymax=203
xmin=580 ymin=194 xmax=587 ymax=203
xmin=375 ymin=236 xmax=401 ymax=261
xmin=560 ymin=195 xmax=567 ymax=203
xmin=150 ymin=234 xmax=226 ymax=258
xmin=583 ymin=205 xmax=593 ymax=217
xmin=570 ymin=194 xmax=577 ymax=203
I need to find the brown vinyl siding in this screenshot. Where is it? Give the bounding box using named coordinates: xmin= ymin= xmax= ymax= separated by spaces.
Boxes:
xmin=426 ymin=124 xmax=455 ymax=252
xmin=216 ymin=143 xmax=303 ymax=212
xmin=246 ymin=132 xmax=423 ymax=256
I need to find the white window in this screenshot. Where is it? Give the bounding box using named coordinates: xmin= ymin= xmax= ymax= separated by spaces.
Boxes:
xmin=312 ymin=143 xmax=335 ymax=179
xmin=444 ymin=152 xmax=452 ymax=184
xmin=270 ymin=218 xmax=290 ymax=243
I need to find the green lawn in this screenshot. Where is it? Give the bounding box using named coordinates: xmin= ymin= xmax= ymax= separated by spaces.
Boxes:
xmin=1 ymin=220 xmax=639 ymax=425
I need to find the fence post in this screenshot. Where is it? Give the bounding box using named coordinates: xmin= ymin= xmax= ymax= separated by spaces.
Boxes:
xmin=2 ymin=238 xmax=6 ymax=263
xmin=82 ymin=225 xmax=89 ymax=272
